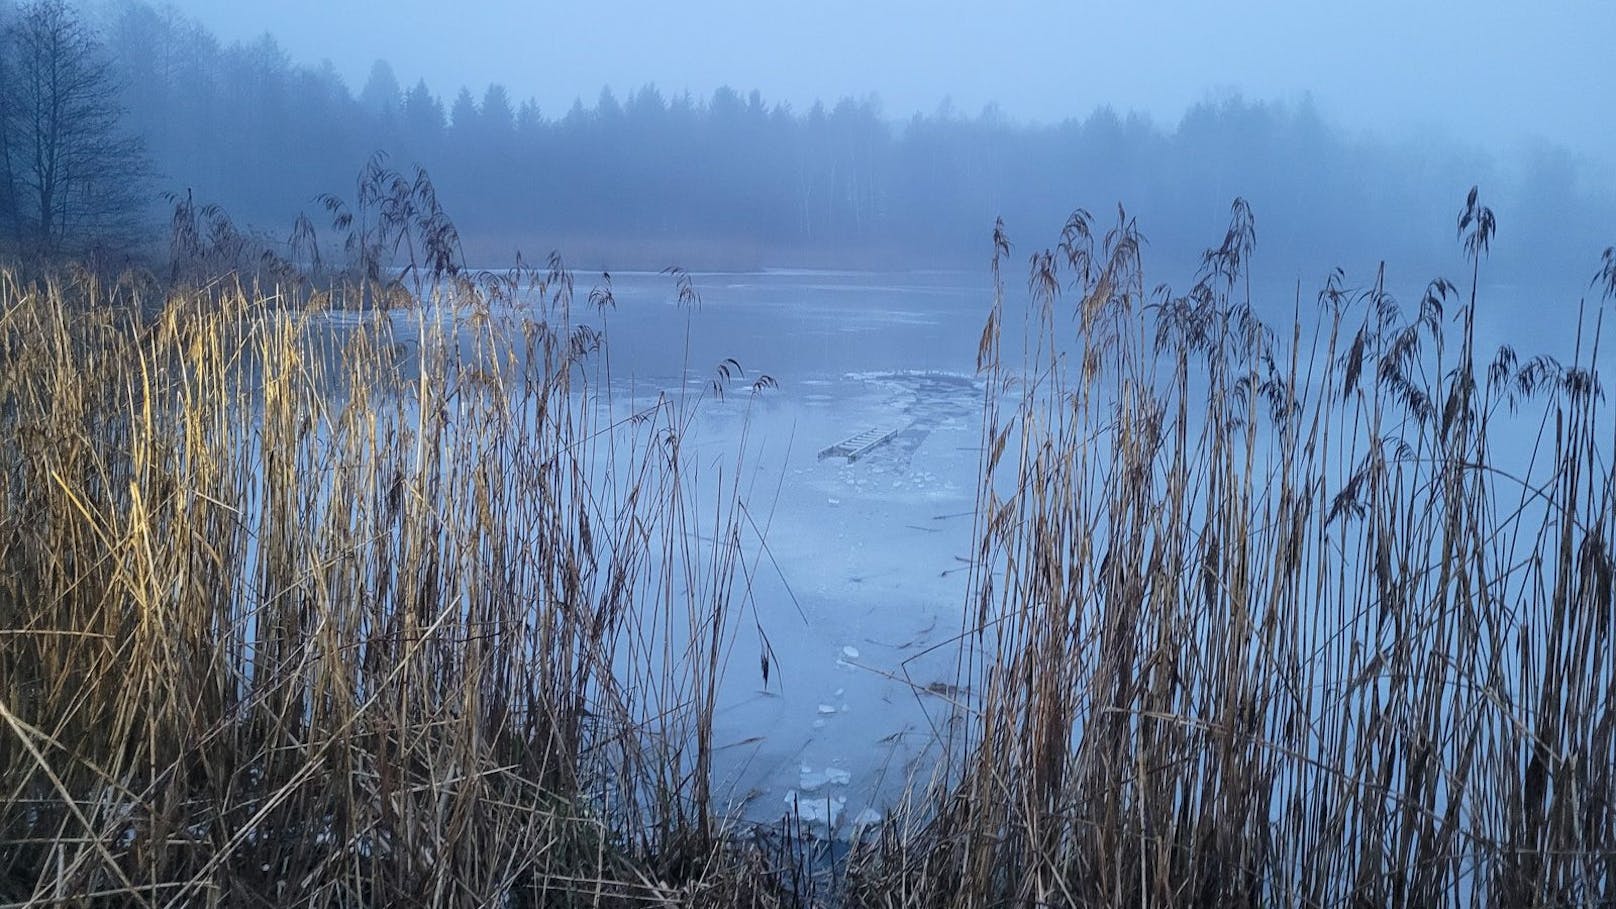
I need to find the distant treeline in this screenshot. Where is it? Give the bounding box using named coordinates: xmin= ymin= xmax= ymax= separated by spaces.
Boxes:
xmin=100 ymin=1 xmax=1616 ymax=274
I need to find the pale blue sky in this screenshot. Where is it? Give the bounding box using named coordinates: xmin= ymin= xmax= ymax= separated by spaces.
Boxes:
xmin=151 ymin=0 xmax=1614 ymax=162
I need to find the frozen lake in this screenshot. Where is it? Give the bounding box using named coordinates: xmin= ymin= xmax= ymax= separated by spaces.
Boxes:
xmin=498 ymin=264 xmax=1611 ymax=835
xmin=328 ymin=262 xmax=1609 ymax=839
xmin=296 ymin=267 xmax=1015 ymax=836
xmin=575 ymin=269 xmax=999 ymax=832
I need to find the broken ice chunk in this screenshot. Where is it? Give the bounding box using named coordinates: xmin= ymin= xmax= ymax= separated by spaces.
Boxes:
xmin=784 ymin=790 xmax=846 ymax=828
xmin=817 ymin=704 xmax=838 ymax=715
xmin=799 ymin=765 xmax=853 ymax=792
xmin=851 ymin=807 xmax=884 ymax=828
xmin=841 ymin=645 xmax=861 ymax=659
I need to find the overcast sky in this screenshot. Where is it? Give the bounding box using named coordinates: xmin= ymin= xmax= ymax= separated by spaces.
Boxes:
xmin=150 ymin=0 xmax=1613 ymax=164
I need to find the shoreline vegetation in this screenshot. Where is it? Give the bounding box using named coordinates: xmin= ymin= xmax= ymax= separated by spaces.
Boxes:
xmin=59 ymin=1 xmax=1616 ymax=277
xmin=3 ymin=186 xmax=1615 ymax=906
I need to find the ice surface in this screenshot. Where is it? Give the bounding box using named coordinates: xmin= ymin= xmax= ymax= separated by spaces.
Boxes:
xmin=304 ymin=269 xmax=1206 ymax=838
xmin=536 ymin=270 xmax=998 ymax=836
xmin=280 ymin=271 xmax=991 ymax=841
xmin=303 ymin=266 xmax=1606 ymax=845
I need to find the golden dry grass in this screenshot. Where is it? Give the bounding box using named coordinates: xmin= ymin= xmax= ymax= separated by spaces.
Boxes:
xmin=845 ymin=196 xmax=1616 ymax=907
xmin=3 ymin=188 xmax=1613 ymax=908
xmin=0 ymin=268 xmax=793 ymax=906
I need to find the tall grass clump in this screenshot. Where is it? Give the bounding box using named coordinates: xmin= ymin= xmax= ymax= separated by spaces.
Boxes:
xmin=4 ymin=174 xmax=1613 ymax=908
xmin=849 ymin=192 xmax=1615 ymax=907
xmin=0 ymin=258 xmax=791 ymax=905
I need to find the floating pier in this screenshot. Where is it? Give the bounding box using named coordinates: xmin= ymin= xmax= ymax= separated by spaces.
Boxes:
xmin=817 ymin=425 xmax=907 ymax=462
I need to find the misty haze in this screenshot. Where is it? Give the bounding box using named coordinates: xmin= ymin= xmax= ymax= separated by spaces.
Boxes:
xmin=2 ymin=1 xmax=1613 ymax=905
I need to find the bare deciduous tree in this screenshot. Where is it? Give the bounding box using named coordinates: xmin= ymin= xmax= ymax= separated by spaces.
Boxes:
xmin=0 ymin=0 xmax=149 ymax=258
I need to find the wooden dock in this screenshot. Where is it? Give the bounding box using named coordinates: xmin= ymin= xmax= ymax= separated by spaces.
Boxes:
xmin=817 ymin=425 xmax=906 ymax=462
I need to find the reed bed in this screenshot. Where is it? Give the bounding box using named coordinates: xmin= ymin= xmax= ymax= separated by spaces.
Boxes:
xmin=847 ymin=193 xmax=1616 ymax=907
xmin=0 ymin=268 xmax=793 ymax=906
xmin=2 ymin=187 xmax=1613 ymax=908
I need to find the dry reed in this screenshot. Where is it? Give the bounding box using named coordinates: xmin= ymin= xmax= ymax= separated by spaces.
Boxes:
xmin=847 ymin=193 xmax=1615 ymax=908
xmin=0 ymin=266 xmax=792 ymax=906
xmin=3 ymin=185 xmax=1613 ymax=908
